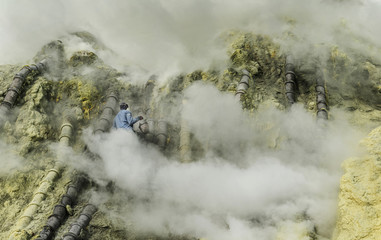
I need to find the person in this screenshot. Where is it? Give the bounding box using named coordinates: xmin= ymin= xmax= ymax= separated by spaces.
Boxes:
xmin=113 ymin=102 xmax=143 ymax=131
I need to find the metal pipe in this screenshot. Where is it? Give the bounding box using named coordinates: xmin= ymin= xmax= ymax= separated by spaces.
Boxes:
xmin=156 ymin=120 xmax=168 ymax=148
xmin=285 ymin=55 xmax=296 ymax=105
xmin=94 ymin=91 xmax=119 ymax=134
xmin=316 ymin=70 xmax=328 ymax=120
xmin=235 ymin=69 xmax=250 ymax=101
xmin=59 ymin=122 xmax=73 ymax=146
xmin=8 ymin=168 xmax=61 ymax=240
xmin=62 ymin=204 xmax=97 ymax=240
xmin=9 ymin=118 xmax=72 ymax=240
xmin=0 ymin=59 xmax=47 ymax=112
xmin=35 ymin=176 xmax=86 ymax=240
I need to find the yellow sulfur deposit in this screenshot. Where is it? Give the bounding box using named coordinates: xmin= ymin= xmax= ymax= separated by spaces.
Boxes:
xmin=333 ymin=126 xmax=381 ymax=240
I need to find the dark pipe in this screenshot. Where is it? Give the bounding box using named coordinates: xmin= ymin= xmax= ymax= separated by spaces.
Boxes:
xmin=285 ymin=55 xmax=296 ymax=104
xmin=94 ymin=91 xmax=119 ymax=134
xmin=0 ymin=59 xmax=47 ymax=111
xmin=62 ymin=204 xmax=97 ymax=240
xmin=316 ymin=70 xmax=328 ymax=120
xmin=35 ymin=176 xmax=87 ymax=240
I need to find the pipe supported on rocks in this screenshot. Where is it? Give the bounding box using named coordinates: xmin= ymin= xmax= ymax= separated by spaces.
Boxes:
xmin=285 ymin=55 xmax=296 ymax=105
xmin=94 ymin=91 xmax=119 ymax=134
xmin=235 ymin=69 xmax=250 ymax=101
xmin=9 ymin=119 xmax=73 ymax=240
xmin=316 ymin=70 xmax=328 ymax=120
xmin=0 ymin=59 xmax=48 ymax=112
xmin=62 ymin=204 xmax=97 ymax=240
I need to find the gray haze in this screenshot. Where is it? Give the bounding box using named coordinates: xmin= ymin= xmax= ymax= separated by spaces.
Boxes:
xmin=54 ymin=82 xmax=365 ymax=240
xmin=2 ymin=0 xmax=380 ymax=239
xmin=0 ymin=140 xmax=23 ymax=176
xmin=2 ymin=0 xmax=381 ymax=83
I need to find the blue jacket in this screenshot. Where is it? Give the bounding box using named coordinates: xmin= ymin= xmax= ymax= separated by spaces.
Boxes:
xmin=113 ymin=110 xmax=139 ymax=130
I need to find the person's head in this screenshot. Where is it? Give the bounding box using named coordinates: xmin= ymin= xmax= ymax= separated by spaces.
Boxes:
xmin=120 ymin=102 xmax=128 ymax=110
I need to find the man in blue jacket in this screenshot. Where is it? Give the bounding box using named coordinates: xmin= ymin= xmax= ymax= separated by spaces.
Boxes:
xmin=113 ymin=102 xmax=143 ymax=131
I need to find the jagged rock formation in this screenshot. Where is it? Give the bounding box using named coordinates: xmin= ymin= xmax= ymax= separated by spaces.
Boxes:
xmin=0 ymin=30 xmax=381 ymax=240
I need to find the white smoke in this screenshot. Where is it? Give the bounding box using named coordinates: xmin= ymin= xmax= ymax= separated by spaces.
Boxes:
xmin=62 ymin=82 xmax=364 ymax=240
xmin=2 ymin=0 xmax=381 ymax=82
xmin=1 ymin=0 xmax=378 ymax=238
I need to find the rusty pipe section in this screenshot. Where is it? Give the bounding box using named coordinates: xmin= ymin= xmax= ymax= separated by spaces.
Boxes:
xmin=62 ymin=204 xmax=97 ymax=240
xmin=1 ymin=59 xmax=47 ymax=112
xmin=316 ymin=70 xmax=328 ymax=120
xmin=9 ymin=118 xmax=73 ymax=240
xmin=235 ymin=69 xmax=250 ymax=101
xmin=94 ymin=91 xmax=119 ymax=134
xmin=156 ymin=120 xmax=168 ymax=148
xmin=285 ymin=55 xmax=296 ymax=105
xmin=35 ymin=175 xmax=88 ymax=240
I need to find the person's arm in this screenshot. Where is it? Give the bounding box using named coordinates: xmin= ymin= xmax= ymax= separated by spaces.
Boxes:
xmin=126 ymin=112 xmax=141 ymax=126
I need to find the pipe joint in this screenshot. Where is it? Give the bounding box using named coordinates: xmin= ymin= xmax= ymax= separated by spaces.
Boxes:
xmin=7 ymin=86 xmax=20 ymax=95
xmin=53 ymin=204 xmax=67 ymax=218
xmin=1 ymin=100 xmax=12 ymax=109
xmin=285 ymin=80 xmax=296 ymax=85
xmin=47 ymin=214 xmax=62 ymax=229
xmin=63 ymin=232 xmax=79 ymax=240
xmin=241 ymin=69 xmax=250 ymax=77
xmin=285 ymin=71 xmax=296 ymax=77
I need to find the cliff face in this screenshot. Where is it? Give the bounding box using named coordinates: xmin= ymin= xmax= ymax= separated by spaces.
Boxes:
xmin=333 ymin=126 xmax=381 ymax=240
xmin=0 ymin=30 xmax=381 ymax=240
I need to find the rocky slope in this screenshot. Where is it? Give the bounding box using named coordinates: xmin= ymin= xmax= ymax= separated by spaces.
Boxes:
xmin=0 ymin=31 xmax=380 ymax=240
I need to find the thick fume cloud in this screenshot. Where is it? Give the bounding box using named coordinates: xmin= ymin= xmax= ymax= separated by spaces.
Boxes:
xmin=2 ymin=0 xmax=381 ymax=80
xmin=62 ymin=82 xmax=364 ymax=239
xmin=3 ymin=0 xmax=377 ymax=238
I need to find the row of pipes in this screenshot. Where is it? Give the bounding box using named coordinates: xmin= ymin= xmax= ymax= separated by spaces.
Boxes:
xmin=1 ymin=56 xmax=166 ymax=239
xmin=0 ymin=59 xmax=48 ymax=113
xmin=179 ymin=55 xmax=329 ymax=163
xmin=34 ymin=99 xmax=104 ymax=240
xmin=2 ymin=58 xmax=98 ymax=239
xmin=3 ymin=52 xmax=329 ymax=239
xmin=34 ymin=92 xmax=123 ymax=240
xmin=8 ymin=116 xmax=75 ymax=240
xmin=284 ymin=55 xmax=329 ymax=120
